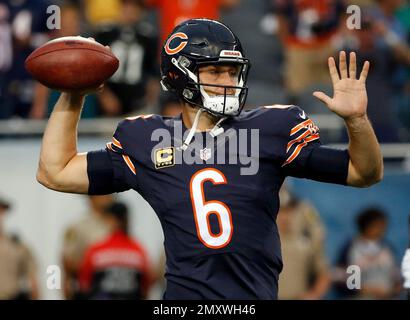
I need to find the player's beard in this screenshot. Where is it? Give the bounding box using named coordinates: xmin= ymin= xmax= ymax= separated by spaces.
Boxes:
xmin=200 ymin=106 xmax=221 ymax=123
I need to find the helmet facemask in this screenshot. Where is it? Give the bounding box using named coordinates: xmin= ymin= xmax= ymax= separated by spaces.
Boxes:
xmin=169 ymin=53 xmax=250 ymax=117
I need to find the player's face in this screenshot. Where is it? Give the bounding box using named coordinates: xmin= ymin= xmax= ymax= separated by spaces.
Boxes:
xmin=198 ymin=64 xmax=241 ymax=96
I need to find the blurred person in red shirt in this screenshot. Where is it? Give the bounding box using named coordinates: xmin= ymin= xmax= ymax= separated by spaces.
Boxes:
xmin=273 ymin=0 xmax=346 ymax=104
xmin=79 ymin=202 xmax=152 ymax=299
xmin=145 ymin=0 xmax=240 ymax=46
xmin=62 ymin=195 xmax=113 ymax=300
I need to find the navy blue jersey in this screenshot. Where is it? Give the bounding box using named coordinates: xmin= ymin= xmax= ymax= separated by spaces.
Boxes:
xmin=88 ymin=105 xmax=349 ymax=299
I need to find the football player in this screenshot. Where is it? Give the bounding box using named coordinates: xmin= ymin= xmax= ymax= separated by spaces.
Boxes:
xmin=37 ymin=19 xmax=383 ymax=299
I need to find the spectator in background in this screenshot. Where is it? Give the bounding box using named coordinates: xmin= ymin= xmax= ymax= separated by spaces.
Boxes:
xmin=0 ymin=0 xmax=50 ymax=119
xmin=272 ymin=0 xmax=346 ymax=105
xmin=30 ymin=1 xmax=101 ymax=119
xmin=95 ymin=0 xmax=159 ymax=116
xmin=335 ymin=207 xmax=402 ymax=299
xmin=79 ymin=202 xmax=152 ymax=299
xmin=62 ymin=195 xmax=113 ymax=299
xmin=145 ymin=0 xmax=240 ymax=47
xmin=370 ymin=0 xmax=410 ymax=65
xmin=276 ymin=187 xmax=331 ymax=300
xmin=0 ymin=197 xmax=39 ymax=300
xmin=395 ymin=0 xmax=410 ymax=140
xmin=370 ymin=0 xmax=410 ymax=140
xmin=340 ymin=5 xmax=410 ymax=142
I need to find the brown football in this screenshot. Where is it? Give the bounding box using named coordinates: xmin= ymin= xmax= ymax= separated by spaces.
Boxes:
xmin=25 ymin=36 xmax=119 ymax=91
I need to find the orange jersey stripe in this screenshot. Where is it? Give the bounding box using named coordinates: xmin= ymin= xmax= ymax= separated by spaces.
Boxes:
xmin=290 ymin=119 xmax=313 ymax=136
xmin=112 ymin=137 xmax=122 ymax=149
xmin=106 ymin=142 xmax=114 ymax=151
xmin=287 ymin=130 xmax=311 ymax=152
xmin=283 ymin=142 xmax=308 ymax=167
xmin=305 ymin=134 xmax=320 ymax=143
xmin=122 ymin=155 xmax=136 ymax=175
xmin=282 ymin=134 xmax=320 ymax=167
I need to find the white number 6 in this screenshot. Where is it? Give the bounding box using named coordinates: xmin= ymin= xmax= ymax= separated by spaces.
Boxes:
xmin=189 ymin=168 xmax=233 ymax=249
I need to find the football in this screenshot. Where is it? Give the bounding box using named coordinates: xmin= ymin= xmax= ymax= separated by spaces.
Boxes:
xmin=25 ymin=36 xmax=119 ymax=91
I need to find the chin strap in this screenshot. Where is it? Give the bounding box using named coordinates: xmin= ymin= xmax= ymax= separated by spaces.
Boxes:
xmin=209 ymin=116 xmax=226 ymax=138
xmin=179 ymin=109 xmax=227 ymax=151
xmin=180 ymin=108 xmax=203 ymax=151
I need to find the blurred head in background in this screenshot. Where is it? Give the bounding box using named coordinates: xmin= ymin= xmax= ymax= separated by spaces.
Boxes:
xmin=59 ymin=2 xmax=82 ymax=37
xmin=102 ymin=201 xmax=129 ymax=234
xmin=0 ymin=197 xmax=10 ymax=235
xmin=88 ymin=195 xmax=114 ymax=215
xmin=356 ymin=207 xmax=388 ymax=241
xmin=121 ymin=0 xmax=145 ymax=26
xmin=277 ymin=187 xmax=299 ymax=236
xmin=354 ymin=15 xmax=376 ymax=51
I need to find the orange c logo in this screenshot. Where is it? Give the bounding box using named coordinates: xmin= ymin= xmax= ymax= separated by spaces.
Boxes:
xmin=165 ymin=32 xmax=188 ymax=55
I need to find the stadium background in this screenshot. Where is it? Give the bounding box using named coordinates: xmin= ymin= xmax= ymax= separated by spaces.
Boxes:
xmin=0 ymin=0 xmax=409 ymax=299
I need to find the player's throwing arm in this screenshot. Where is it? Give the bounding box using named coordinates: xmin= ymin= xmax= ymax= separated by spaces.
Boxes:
xmin=29 ymin=37 xmax=118 ymax=193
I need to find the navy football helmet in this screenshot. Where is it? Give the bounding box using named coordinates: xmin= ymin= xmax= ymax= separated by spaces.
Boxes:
xmin=160 ymin=19 xmax=250 ymax=117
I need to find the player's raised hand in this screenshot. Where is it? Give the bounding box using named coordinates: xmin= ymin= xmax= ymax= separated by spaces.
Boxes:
xmin=313 ymin=51 xmax=370 ymax=121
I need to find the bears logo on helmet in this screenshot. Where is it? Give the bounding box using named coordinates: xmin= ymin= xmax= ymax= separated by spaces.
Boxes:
xmin=164 ymin=32 xmax=188 ymax=55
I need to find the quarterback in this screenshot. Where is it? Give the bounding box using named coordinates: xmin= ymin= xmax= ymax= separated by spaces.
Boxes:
xmin=37 ymin=19 xmax=383 ymax=299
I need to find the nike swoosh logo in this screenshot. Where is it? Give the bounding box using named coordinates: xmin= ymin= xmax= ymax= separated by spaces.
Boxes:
xmin=299 ymin=111 xmax=307 ymax=119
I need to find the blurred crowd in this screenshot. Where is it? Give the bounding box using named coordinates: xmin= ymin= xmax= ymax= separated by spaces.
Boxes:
xmin=0 ymin=194 xmax=166 ymax=300
xmin=277 ymin=187 xmax=404 ymax=300
xmin=0 ymin=0 xmax=409 ymax=142
xmin=1 ymin=188 xmax=408 ymax=300
xmin=0 ymin=0 xmax=239 ymax=120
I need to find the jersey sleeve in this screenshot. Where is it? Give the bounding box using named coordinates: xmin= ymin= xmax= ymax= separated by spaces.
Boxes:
xmin=280 ymin=106 xmax=349 ymax=185
xmin=87 ymin=120 xmax=138 ymax=195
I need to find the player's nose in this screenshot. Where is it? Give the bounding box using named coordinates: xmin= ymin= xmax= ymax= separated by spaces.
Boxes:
xmin=219 ymin=71 xmax=236 ymax=94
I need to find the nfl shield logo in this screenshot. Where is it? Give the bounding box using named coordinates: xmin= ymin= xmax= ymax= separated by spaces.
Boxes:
xmin=200 ymin=148 xmax=212 ymax=161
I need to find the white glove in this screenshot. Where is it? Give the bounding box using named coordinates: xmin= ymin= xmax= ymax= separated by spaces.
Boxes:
xmin=402 ymin=248 xmax=410 ymax=289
